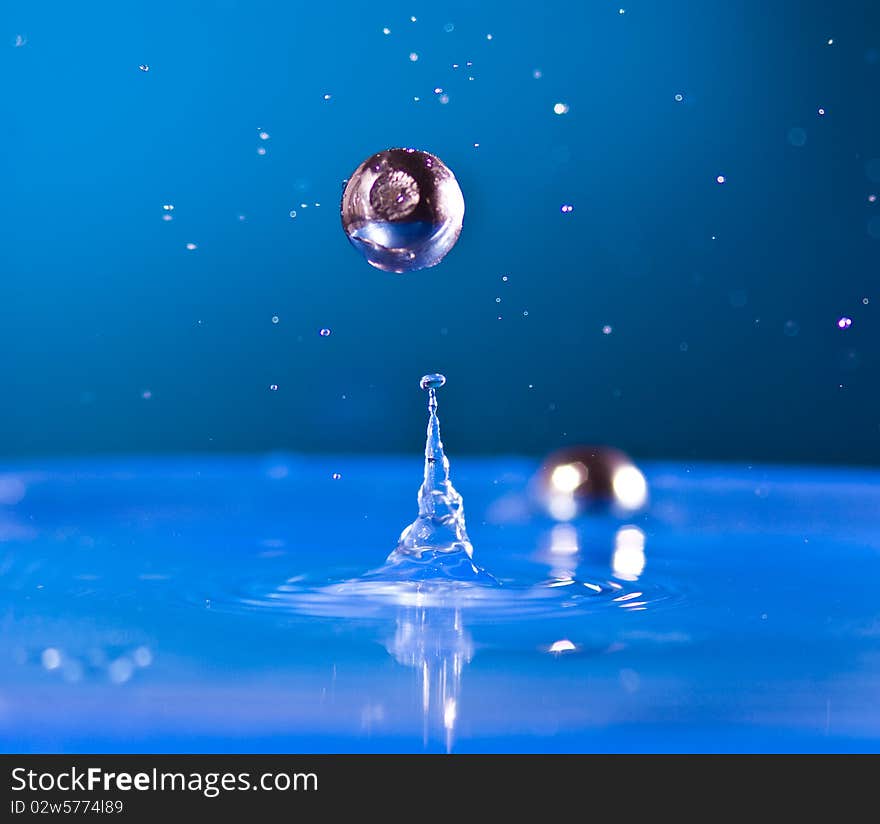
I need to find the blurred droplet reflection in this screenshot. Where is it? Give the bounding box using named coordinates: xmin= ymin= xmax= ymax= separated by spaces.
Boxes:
xmin=536 ymin=446 xmax=648 ymax=519
xmin=612 ymin=526 xmax=646 ymax=581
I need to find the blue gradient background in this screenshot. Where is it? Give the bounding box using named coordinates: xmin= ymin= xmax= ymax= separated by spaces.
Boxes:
xmin=3 ymin=0 xmax=879 ymax=463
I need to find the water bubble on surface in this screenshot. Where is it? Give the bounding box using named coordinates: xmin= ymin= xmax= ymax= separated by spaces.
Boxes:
xmin=341 ymin=148 xmax=465 ymax=273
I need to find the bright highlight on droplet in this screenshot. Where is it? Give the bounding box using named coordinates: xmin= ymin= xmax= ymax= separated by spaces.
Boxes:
xmin=550 ymin=463 xmax=586 ymax=494
xmin=612 ymin=465 xmax=648 ymax=510
xmin=553 ymin=102 xmax=569 ymax=115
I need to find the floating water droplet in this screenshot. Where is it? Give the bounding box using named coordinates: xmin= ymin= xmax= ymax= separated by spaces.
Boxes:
xmin=141 ymin=390 xmax=152 ymax=400
xmin=331 ymin=472 xmax=342 ymax=480
xmin=289 ymin=210 xmax=297 ymax=218
xmin=257 ymin=147 xmax=267 ymax=155
xmin=162 ymin=204 xmax=174 ymax=211
xmin=185 ymin=242 xmax=197 ymax=251
xmin=341 ymin=148 xmax=465 ymax=273
xmin=138 ymin=64 xmax=150 ymax=72
xmin=818 ymin=107 xmax=826 ymax=116
xmin=382 ymin=26 xmax=391 ymax=35
xmin=553 ymin=102 xmax=569 ymax=115
xmin=533 ymin=69 xmax=542 ymax=79
xmin=271 ymin=315 xmax=279 ymax=324
xmin=444 ymin=22 xmax=455 ymax=33
xmin=561 ymin=204 xmax=574 ymax=213
xmin=269 ymin=384 xmax=279 ymax=391
xmin=409 ymin=52 xmax=419 ymax=61
xmin=716 ymin=175 xmax=726 ymax=184
xmin=259 ymin=131 xmax=270 ymax=140
xmin=837 ymin=316 xmax=852 ymax=329
xmin=419 ymin=373 xmax=446 ymax=390
xmin=323 ymin=93 xmax=332 ymax=101
xmin=603 ymin=325 xmax=613 ymax=335
xmin=674 ymin=93 xmax=683 ymax=102
xmin=41 ymin=648 xmax=62 ymax=670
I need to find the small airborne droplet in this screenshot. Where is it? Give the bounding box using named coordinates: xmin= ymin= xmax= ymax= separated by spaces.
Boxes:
xmin=162 ymin=204 xmax=174 ymax=211
xmin=838 ymin=316 xmax=853 ymax=329
xmin=409 ymin=52 xmax=419 ymax=62
xmin=553 ymin=102 xmax=569 ymax=115
xmin=319 ymin=328 xmax=331 ymax=337
xmin=716 ymin=175 xmax=726 ymax=184
xmin=561 ymin=204 xmax=574 ymax=213
xmin=138 ymin=64 xmax=150 ymax=72
xmin=383 ymin=27 xmax=391 ymax=35
xmin=331 ymin=472 xmax=342 ymax=480
xmin=675 ymin=93 xmax=683 ymax=102
xmin=259 ymin=131 xmax=270 ymax=140
xmin=603 ymin=325 xmax=613 ymax=335
xmin=185 ymin=242 xmax=197 ymax=250
xmin=420 ymin=373 xmax=446 ymax=391
xmin=269 ymin=384 xmax=279 ymax=391
xmin=271 ymin=315 xmax=279 ymax=324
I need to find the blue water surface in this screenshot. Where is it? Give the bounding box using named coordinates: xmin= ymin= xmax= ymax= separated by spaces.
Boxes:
xmin=1 ymin=456 xmax=879 ymax=753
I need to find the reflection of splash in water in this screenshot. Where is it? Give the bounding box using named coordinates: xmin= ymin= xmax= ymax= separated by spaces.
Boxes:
xmin=386 ymin=607 xmax=472 ymax=751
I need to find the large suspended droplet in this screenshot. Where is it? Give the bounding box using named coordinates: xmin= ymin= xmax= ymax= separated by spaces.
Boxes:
xmin=340 ymin=148 xmax=465 ymax=273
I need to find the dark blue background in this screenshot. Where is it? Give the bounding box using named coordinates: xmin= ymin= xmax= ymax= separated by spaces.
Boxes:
xmin=3 ymin=0 xmax=879 ymax=463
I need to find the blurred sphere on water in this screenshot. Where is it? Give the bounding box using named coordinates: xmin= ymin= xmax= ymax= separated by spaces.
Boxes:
xmin=340 ymin=148 xmax=465 ymax=273
xmin=535 ymin=446 xmax=648 ymax=520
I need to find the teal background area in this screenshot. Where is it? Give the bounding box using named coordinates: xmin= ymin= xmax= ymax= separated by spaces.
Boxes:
xmin=2 ymin=1 xmax=880 ymax=463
